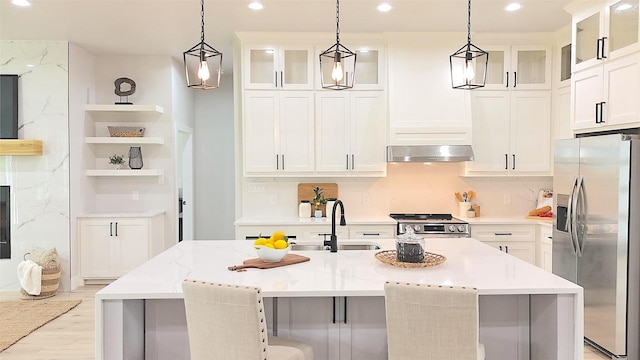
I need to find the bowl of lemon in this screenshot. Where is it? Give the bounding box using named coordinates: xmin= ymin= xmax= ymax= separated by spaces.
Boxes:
xmin=254 ymin=231 xmax=290 ymax=263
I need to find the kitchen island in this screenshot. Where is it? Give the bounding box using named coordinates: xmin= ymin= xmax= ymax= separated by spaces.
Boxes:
xmin=95 ymin=238 xmax=583 ymax=360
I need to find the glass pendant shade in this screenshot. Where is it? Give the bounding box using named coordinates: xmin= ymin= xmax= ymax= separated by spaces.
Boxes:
xmin=450 ymin=0 xmax=488 ymax=90
xmin=320 ymin=0 xmax=356 ymax=90
xmin=183 ymin=0 xmax=222 ymax=89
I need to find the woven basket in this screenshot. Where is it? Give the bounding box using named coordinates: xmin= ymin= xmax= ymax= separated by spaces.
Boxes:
xmin=20 ymin=260 xmax=61 ymax=300
xmin=107 ymin=126 xmax=145 ymax=137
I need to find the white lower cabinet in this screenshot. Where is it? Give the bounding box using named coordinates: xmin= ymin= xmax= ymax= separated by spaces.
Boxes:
xmin=236 ymin=224 xmax=395 ymax=242
xmin=276 ymin=297 xmax=387 ymax=360
xmin=79 ymin=214 xmax=163 ymax=280
xmin=538 ymin=225 xmax=553 ymax=272
xmin=471 ymin=224 xmax=537 ymax=264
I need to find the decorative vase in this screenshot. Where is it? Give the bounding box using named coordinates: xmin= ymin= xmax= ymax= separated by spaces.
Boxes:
xmin=314 ymin=209 xmax=322 ymax=218
xmin=128 ymin=146 xmax=143 ymax=169
xmin=113 ymin=163 xmax=122 ymax=170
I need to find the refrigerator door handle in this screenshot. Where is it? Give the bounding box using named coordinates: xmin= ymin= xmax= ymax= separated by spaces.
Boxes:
xmin=567 ymin=176 xmax=579 ymax=255
xmin=576 ymin=176 xmax=588 ymax=256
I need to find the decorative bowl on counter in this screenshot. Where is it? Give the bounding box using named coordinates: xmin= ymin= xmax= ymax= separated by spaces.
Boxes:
xmin=256 ymin=245 xmax=290 ymax=263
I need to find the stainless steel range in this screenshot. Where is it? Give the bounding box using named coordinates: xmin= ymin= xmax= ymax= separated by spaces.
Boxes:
xmin=389 ymin=213 xmax=470 ymax=238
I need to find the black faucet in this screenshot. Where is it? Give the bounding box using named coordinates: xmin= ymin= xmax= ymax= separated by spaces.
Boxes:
xmin=324 ymin=200 xmax=346 ymax=252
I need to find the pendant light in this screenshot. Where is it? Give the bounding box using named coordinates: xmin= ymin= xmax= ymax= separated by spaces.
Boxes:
xmin=319 ymin=0 xmax=356 ymax=90
xmin=449 ymin=0 xmax=488 ymax=90
xmin=183 ymin=0 xmax=222 ymax=89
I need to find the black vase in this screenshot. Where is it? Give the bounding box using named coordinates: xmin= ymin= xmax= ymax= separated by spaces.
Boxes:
xmin=128 ymin=146 xmax=143 ymax=169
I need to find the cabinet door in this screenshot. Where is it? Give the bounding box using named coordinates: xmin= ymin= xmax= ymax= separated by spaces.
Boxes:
xmin=316 ymin=93 xmax=351 ymax=173
xmin=244 ymin=45 xmax=278 ymax=89
xmin=606 ymin=0 xmax=640 ymax=60
xmin=341 ymin=297 xmax=388 ymax=360
xmin=603 ymin=53 xmax=640 ymax=128
xmin=467 ymin=92 xmax=510 ymax=172
xmin=79 ymin=220 xmax=113 ymax=278
xmin=113 ymin=219 xmax=149 ymax=276
xmin=511 ymin=46 xmax=552 ymax=90
xmin=572 ymin=66 xmax=604 ymax=131
xmin=482 ymin=241 xmax=536 ymax=264
xmin=350 ymin=92 xmax=386 ymax=173
xmin=244 ymin=91 xmax=278 ymax=173
xmin=510 ymin=91 xmax=551 ymax=173
xmin=483 ymin=46 xmax=511 ymax=90
xmin=244 ymin=45 xmax=314 ymax=90
xmin=279 ymin=92 xmax=314 ymax=172
xmin=573 ymin=7 xmax=604 ymax=72
xmin=281 ymin=46 xmax=314 ymax=90
xmin=348 ymin=225 xmax=395 ymax=240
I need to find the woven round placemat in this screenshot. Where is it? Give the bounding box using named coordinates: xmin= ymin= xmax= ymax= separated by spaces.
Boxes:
xmin=375 ymin=250 xmax=446 ymax=268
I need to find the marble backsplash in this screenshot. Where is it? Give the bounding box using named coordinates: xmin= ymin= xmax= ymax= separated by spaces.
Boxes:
xmin=0 ymin=41 xmax=70 ymax=291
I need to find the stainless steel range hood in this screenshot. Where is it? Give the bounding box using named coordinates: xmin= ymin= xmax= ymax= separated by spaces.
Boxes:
xmin=386 ymin=145 xmax=475 ymax=162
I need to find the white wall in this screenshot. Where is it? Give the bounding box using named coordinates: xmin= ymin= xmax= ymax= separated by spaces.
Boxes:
xmin=0 ymin=41 xmax=71 ymax=291
xmin=240 ymin=164 xmax=552 ymax=220
xmin=193 ymin=75 xmax=236 ymax=239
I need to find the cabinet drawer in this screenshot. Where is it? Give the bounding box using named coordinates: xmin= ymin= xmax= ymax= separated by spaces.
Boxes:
xmin=348 ymin=225 xmax=395 ymax=239
xmin=471 ymin=224 xmax=536 ymax=242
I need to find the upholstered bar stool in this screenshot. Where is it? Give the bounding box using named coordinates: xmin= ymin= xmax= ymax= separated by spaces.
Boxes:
xmin=182 ymin=279 xmax=314 ymax=360
xmin=384 ymin=281 xmax=485 ymax=360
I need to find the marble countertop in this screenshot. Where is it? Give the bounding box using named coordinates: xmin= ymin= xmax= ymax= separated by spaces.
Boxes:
xmin=462 ymin=215 xmax=552 ymax=226
xmin=97 ymin=238 xmax=580 ymax=300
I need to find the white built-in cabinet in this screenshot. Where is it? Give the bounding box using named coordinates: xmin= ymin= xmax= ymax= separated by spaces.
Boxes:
xmin=315 ymin=91 xmax=386 ymax=175
xmin=79 ymin=213 xmax=164 ymax=280
xmin=277 ymin=296 xmax=387 ymax=360
xmin=567 ymin=0 xmax=640 ymax=133
xmin=538 ymin=225 xmax=553 ymax=272
xmin=243 ymin=45 xmax=314 ymax=90
xmin=482 ymin=45 xmax=552 ymax=90
xmin=471 ymin=224 xmax=537 ymax=265
xmin=464 ymin=91 xmax=551 ymax=176
xmin=243 ymin=91 xmax=315 ymax=175
xmin=84 ymin=105 xmax=165 ymax=180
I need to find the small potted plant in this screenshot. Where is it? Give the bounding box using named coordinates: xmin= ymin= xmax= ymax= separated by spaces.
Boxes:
xmin=109 ymin=154 xmax=125 ymax=170
xmin=312 ymin=186 xmax=326 ymax=217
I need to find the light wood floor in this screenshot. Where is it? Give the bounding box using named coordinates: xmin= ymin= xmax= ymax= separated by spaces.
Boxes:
xmin=0 ymin=285 xmax=611 ymax=359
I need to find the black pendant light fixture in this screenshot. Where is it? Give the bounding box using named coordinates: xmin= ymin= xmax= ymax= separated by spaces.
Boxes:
xmin=450 ymin=0 xmax=488 ymax=90
xmin=183 ymin=0 xmax=222 ymax=89
xmin=319 ymin=0 xmax=356 ymax=90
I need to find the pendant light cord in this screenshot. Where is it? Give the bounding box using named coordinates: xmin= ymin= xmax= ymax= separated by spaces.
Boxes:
xmin=335 ymin=0 xmax=341 ymax=45
xmin=200 ymin=0 xmax=205 ymax=44
xmin=466 ymin=0 xmax=472 ymax=46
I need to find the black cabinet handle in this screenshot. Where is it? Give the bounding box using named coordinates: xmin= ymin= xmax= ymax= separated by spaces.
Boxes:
xmin=495 ymin=232 xmax=513 ymax=236
xmin=110 ymin=222 xmax=113 ymax=237
xmin=351 ymin=154 xmax=355 ymax=170
xmin=282 ymin=154 xmax=285 ymax=170
xmin=275 ymin=71 xmax=278 ymax=87
xmin=599 ymin=102 xmax=605 ymax=123
xmin=344 ymin=297 xmax=347 ymax=324
xmin=280 ymin=71 xmax=283 ymax=87
xmin=505 ymin=245 xmax=509 ymax=253
xmin=332 ymin=297 xmax=336 ymax=324
xmin=276 ymin=155 xmax=279 ymax=170
xmin=512 ymin=154 xmax=516 ymax=170
xmin=505 ymin=154 xmax=508 ymax=170
xmin=506 ymin=72 xmax=509 ymax=87
xmin=595 ymin=103 xmax=600 ymax=123
xmin=363 ymin=233 xmax=380 ymax=236
xmin=601 ymin=37 xmax=608 ymax=59
xmin=115 ymin=222 xmax=118 ymax=237
xmin=596 ymin=38 xmax=603 ymax=60
xmin=513 ymin=72 xmax=517 ymax=88
xmin=346 ymin=154 xmax=349 ymax=170
xmin=499 ymin=245 xmax=503 ymax=251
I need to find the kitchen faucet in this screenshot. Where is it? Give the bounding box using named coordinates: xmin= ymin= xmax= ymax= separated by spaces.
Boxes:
xmin=324 ymin=200 xmax=346 ymax=252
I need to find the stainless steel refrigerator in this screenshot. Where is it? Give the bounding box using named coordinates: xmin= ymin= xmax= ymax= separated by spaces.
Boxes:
xmin=553 ymin=134 xmax=639 ymax=359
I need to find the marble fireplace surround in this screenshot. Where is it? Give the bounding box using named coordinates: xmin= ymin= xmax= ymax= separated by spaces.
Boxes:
xmin=0 ymin=41 xmax=71 ymax=291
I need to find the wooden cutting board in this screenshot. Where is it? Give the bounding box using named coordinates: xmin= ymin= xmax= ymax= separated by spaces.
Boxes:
xmin=228 ymin=254 xmax=310 ymax=272
xmin=297 ymin=183 xmax=338 ymax=217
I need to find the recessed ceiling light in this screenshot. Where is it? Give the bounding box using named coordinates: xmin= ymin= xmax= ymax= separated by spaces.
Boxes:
xmin=248 ymin=1 xmax=264 ymax=10
xmin=377 ymin=3 xmax=392 ymax=12
xmin=26 ymin=64 xmax=35 ymax=67
xmin=12 ymin=0 xmax=31 ymax=6
xmin=616 ymin=3 xmax=633 ymax=11
xmin=505 ymin=3 xmax=522 ymax=12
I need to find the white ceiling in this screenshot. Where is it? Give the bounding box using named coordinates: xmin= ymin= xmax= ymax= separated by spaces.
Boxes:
xmin=0 ymin=0 xmax=572 ymax=68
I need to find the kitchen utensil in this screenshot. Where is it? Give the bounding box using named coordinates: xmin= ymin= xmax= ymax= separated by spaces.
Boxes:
xmin=462 ymin=192 xmax=468 ymax=202
xmin=455 ymin=192 xmax=464 ymax=202
xmin=228 ymin=254 xmax=310 ymax=272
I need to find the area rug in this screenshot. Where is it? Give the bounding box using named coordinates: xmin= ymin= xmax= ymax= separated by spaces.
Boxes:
xmin=0 ymin=299 xmax=81 ymax=352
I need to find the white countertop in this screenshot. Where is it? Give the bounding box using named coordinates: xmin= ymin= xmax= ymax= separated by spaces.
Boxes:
xmin=97 ymin=238 xmax=580 ymax=300
xmin=463 ymin=215 xmax=553 ymax=226
xmin=235 ymin=215 xmax=397 ymax=226
xmin=78 ymin=209 xmax=165 ymax=218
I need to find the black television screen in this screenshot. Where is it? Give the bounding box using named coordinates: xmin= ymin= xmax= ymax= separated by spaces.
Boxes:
xmin=0 ymin=186 xmax=10 ymax=259
xmin=0 ymin=74 xmax=19 ymax=139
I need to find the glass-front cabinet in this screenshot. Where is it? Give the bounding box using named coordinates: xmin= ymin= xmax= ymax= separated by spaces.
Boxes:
xmin=316 ymin=45 xmax=386 ymax=90
xmin=244 ymin=45 xmax=314 ymax=90
xmin=573 ymin=0 xmax=639 ymax=72
xmin=482 ymin=45 xmax=551 ymax=90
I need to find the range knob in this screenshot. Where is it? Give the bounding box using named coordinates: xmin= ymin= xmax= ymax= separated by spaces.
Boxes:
xmin=448 ymin=225 xmax=456 ymax=232
xmin=457 ymin=225 xmax=467 ymax=232
xmin=413 ymin=225 xmax=422 ymax=232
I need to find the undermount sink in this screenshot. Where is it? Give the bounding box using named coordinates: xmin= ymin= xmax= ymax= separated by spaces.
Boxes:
xmin=290 ymin=242 xmax=381 ymax=251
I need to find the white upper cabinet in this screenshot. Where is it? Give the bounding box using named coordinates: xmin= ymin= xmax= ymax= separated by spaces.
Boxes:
xmin=243 ymin=45 xmax=314 ymax=90
xmin=243 ymin=91 xmax=315 ymax=175
xmin=315 ymin=45 xmax=386 ymax=90
xmin=315 ymin=91 xmax=387 ymax=176
xmin=569 ymin=0 xmax=640 ymax=73
xmin=482 ymin=45 xmax=552 ymax=90
xmin=465 ymin=91 xmax=551 ymax=176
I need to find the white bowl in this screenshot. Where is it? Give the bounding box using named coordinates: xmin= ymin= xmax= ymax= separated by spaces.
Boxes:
xmin=256 ymin=245 xmax=290 ymax=263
